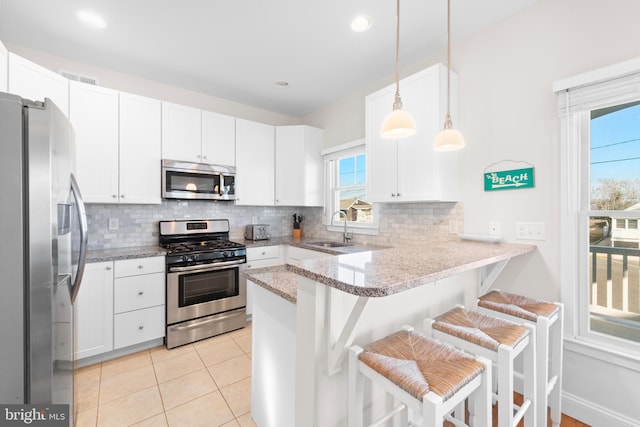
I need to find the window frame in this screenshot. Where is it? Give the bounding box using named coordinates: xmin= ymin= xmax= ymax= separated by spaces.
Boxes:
xmin=322 ymin=140 xmax=379 ymax=234
xmin=557 ymin=60 xmax=640 ymax=363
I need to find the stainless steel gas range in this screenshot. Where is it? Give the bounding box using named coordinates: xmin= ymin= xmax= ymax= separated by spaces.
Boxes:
xmin=160 ymin=219 xmax=247 ymax=349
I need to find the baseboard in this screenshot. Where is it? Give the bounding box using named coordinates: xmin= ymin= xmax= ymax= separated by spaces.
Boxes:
xmin=563 ymin=391 xmax=640 ymax=427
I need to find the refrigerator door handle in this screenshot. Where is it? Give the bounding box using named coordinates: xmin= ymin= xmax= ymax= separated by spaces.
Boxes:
xmin=69 ymin=173 xmax=88 ymax=304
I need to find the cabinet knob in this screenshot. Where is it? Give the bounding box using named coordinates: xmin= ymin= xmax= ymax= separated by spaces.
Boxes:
xmin=138 ymin=291 xmax=144 ymax=296
xmin=106 ymin=266 xmax=112 ymax=270
xmin=397 ymin=193 xmax=401 ymax=197
xmin=203 ymin=155 xmax=207 ymax=160
xmin=391 ymin=193 xmax=396 ymax=197
xmin=138 ymin=265 xmax=144 ymax=269
xmin=112 ymin=194 xmax=117 ymax=198
xmin=138 ymin=325 xmax=144 ymax=330
xmin=120 ymin=194 xmax=125 ymax=198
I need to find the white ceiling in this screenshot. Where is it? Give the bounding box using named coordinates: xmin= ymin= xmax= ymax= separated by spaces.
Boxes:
xmin=0 ymin=0 xmax=539 ymax=118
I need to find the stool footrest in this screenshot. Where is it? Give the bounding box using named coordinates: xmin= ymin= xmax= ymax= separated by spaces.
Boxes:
xmin=513 ymin=399 xmax=532 ymax=426
xmin=547 ymin=374 xmax=559 ymax=395
xmin=444 ymin=414 xmax=468 ymax=427
xmin=369 ymin=404 xmax=407 ymax=427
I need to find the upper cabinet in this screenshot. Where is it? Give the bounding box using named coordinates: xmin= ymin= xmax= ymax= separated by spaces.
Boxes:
xmin=161 ymin=101 xmax=202 ymax=163
xmin=0 ymin=41 xmax=7 ymax=92
xmin=70 ymin=81 xmax=162 ymax=204
xmin=202 ymin=110 xmax=236 ymax=166
xmin=8 ymin=53 xmax=69 ymax=116
xmin=366 ymin=63 xmax=459 ymax=203
xmin=70 ymin=81 xmax=119 ymax=203
xmin=275 ymin=125 xmax=324 ymax=206
xmin=235 ymin=118 xmax=275 ymax=206
xmin=161 ymin=102 xmax=236 ymax=166
xmin=119 ymin=92 xmax=162 ymax=204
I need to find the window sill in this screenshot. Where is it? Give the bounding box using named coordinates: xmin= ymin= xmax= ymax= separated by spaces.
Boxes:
xmin=326 ymin=224 xmax=378 ymax=236
xmin=564 ymin=337 xmax=640 ymax=372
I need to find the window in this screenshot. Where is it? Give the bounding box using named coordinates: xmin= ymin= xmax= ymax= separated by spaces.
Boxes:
xmin=323 ymin=141 xmax=376 ymax=231
xmin=558 ymin=64 xmax=640 ymax=356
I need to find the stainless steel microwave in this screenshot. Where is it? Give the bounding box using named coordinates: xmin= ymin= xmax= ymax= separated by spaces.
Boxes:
xmin=162 ymin=159 xmax=236 ymax=201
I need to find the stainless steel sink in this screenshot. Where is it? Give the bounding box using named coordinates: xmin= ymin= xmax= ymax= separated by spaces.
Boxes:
xmin=306 ymin=240 xmax=353 ymax=248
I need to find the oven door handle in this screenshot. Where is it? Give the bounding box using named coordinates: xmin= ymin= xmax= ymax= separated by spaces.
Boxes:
xmin=168 ymin=260 xmax=245 ymax=273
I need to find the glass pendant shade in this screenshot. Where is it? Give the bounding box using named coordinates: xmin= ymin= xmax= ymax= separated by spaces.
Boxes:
xmin=434 ymin=114 xmax=465 ymax=151
xmin=381 ymin=106 xmax=417 ymax=138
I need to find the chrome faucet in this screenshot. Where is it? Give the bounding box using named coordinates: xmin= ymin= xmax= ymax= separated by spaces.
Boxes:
xmin=332 ymin=210 xmax=351 ymax=243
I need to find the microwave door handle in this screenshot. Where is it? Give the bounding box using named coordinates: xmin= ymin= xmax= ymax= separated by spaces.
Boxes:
xmin=69 ymin=173 xmax=88 ymax=304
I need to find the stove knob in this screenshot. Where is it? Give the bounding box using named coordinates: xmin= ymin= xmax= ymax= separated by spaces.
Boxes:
xmin=223 ymin=251 xmax=234 ymax=258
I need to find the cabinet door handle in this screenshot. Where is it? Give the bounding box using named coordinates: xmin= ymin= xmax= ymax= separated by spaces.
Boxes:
xmin=112 ymin=194 xmax=117 ymax=198
xmin=397 ymin=193 xmax=401 ymax=197
xmin=106 ymin=266 xmax=112 ymax=271
xmin=391 ymin=193 xmax=396 ymax=197
xmin=138 ymin=291 xmax=144 ymax=296
xmin=138 ymin=265 xmax=144 ymax=269
xmin=138 ymin=325 xmax=144 ymax=330
xmin=203 ymin=155 xmax=207 ymax=160
xmin=120 ymin=194 xmax=125 ymax=199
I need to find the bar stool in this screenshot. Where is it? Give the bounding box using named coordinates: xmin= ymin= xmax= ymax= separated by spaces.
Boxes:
xmin=477 ymin=290 xmax=564 ymax=427
xmin=348 ymin=326 xmax=491 ymax=427
xmin=425 ymin=306 xmax=536 ymax=427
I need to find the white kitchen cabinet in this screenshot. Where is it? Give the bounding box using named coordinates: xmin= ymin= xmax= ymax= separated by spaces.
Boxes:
xmin=119 ymin=92 xmax=162 ymax=204
xmin=69 ymin=81 xmax=119 ymax=203
xmin=0 ymin=41 xmax=7 ymax=92
xmin=71 ymin=83 xmax=162 ymax=204
xmin=366 ymin=63 xmax=459 ymax=202
xmin=275 ymin=125 xmax=324 ymax=206
xmin=113 ymin=256 xmax=165 ymax=350
xmin=8 ymin=52 xmax=69 ymax=116
xmin=75 ymin=261 xmax=114 ymax=359
xmin=244 ymin=245 xmax=283 ymax=317
xmin=235 ymin=118 xmax=275 ymax=205
xmin=202 ymin=110 xmax=236 ymax=166
xmin=161 ymin=101 xmax=202 ymax=163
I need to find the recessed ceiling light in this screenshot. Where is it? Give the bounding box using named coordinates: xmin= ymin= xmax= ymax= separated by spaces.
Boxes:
xmin=275 ymin=81 xmax=289 ymax=87
xmin=351 ymin=15 xmax=373 ymax=32
xmin=76 ymin=10 xmax=107 ymax=29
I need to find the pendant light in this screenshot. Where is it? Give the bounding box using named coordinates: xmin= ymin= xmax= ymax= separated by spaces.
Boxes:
xmin=433 ymin=0 xmax=465 ymax=151
xmin=381 ymin=0 xmax=416 ymax=139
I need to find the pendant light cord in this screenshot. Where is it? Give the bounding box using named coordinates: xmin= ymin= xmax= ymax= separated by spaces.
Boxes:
xmin=446 ymin=0 xmax=451 ymax=118
xmin=394 ymin=0 xmax=400 ymax=102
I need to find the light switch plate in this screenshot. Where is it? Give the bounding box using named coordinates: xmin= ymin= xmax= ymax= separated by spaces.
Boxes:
xmin=515 ymin=222 xmax=545 ymax=240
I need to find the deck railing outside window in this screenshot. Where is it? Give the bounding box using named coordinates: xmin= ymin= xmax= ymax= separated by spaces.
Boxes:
xmin=589 ymin=245 xmax=640 ymax=342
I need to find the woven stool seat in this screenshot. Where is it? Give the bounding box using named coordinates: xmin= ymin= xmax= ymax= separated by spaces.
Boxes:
xmin=432 ymin=307 xmax=528 ymax=351
xmin=349 ymin=326 xmax=492 ymax=427
xmin=359 ymin=330 xmax=485 ymax=401
xmin=478 ymin=290 xmax=559 ymax=322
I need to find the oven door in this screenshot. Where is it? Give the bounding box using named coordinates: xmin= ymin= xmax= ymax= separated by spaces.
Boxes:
xmin=167 ymin=263 xmax=246 ymax=325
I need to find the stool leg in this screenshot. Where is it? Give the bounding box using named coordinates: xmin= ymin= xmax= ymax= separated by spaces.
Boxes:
xmin=536 ymin=316 xmax=550 ymax=426
xmin=523 ymin=325 xmax=537 ymax=427
xmin=549 ymin=306 xmax=564 ymax=427
xmin=497 ymin=345 xmax=513 ymax=427
xmin=349 ymin=346 xmax=364 ymax=427
xmin=470 ymin=357 xmax=492 ymax=427
xmin=422 ymin=393 xmax=443 ymax=427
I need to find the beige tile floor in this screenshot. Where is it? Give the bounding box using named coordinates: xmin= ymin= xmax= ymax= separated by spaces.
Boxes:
xmin=75 ymin=324 xmax=256 ymax=427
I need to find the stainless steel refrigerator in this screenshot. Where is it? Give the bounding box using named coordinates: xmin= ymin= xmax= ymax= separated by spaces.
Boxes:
xmin=0 ymin=92 xmax=88 ymax=424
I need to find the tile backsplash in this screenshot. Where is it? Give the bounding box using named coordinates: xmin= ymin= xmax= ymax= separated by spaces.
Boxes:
xmin=85 ymin=200 xmax=463 ymax=250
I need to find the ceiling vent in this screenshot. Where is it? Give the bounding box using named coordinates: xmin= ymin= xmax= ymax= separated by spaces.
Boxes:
xmin=58 ymin=69 xmax=99 ymax=86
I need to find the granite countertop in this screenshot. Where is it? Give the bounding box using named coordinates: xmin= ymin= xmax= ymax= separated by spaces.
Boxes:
xmin=85 ymin=246 xmax=167 ymax=263
xmin=244 ymin=239 xmax=536 ymax=303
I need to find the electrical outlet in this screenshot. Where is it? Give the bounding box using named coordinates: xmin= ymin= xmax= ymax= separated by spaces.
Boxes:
xmin=489 ymin=221 xmax=501 ymax=237
xmin=108 ymin=218 xmax=118 ymax=231
xmin=515 ymin=222 xmax=546 ymax=240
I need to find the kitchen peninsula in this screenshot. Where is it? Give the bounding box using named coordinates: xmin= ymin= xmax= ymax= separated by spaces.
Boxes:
xmin=244 ymin=239 xmax=535 ymax=427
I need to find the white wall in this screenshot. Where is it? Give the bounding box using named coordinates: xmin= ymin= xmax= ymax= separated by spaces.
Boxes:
xmin=7 ymin=44 xmax=301 ymax=126
xmin=305 ymin=0 xmax=640 ymax=424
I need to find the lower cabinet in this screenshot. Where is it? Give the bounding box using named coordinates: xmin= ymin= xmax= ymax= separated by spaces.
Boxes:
xmin=244 ymin=246 xmax=283 ymax=317
xmin=76 ymin=256 xmax=165 ymax=361
xmin=113 ymin=257 xmax=165 ymax=349
xmin=75 ymin=261 xmax=114 ymax=359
